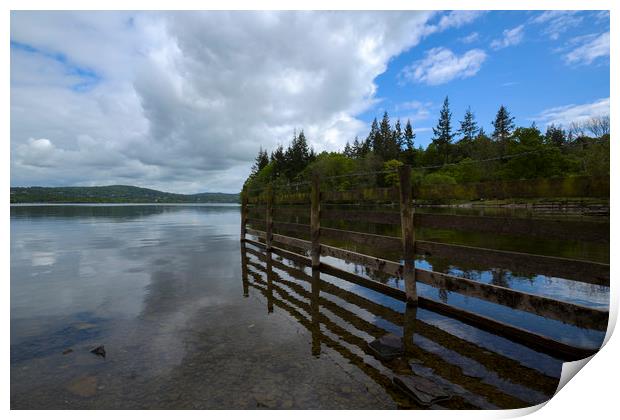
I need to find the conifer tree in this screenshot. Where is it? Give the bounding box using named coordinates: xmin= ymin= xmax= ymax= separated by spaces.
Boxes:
xmin=251 ymin=147 xmax=269 ymax=175
xmin=431 ymin=96 xmax=454 ymax=163
xmin=492 ymin=105 xmax=515 ymax=142
xmin=404 ymin=120 xmax=415 ymax=150
xmin=458 ymin=107 xmax=479 ymax=142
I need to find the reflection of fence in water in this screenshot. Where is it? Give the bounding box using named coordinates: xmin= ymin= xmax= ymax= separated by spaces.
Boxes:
xmin=241 ymin=167 xmax=608 ymax=362
xmin=240 ymin=242 xmax=563 ymax=409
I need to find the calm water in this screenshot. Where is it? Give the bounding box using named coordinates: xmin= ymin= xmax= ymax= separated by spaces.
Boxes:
xmin=10 ymin=204 xmax=607 ymax=409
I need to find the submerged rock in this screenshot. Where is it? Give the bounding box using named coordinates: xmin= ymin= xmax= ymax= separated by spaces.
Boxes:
xmin=66 ymin=376 xmax=98 ymax=397
xmin=393 ymin=375 xmax=451 ymax=407
xmin=62 ymin=348 xmax=73 ymax=355
xmin=90 ymin=345 xmax=106 ymax=358
xmin=367 ymin=333 xmax=403 ymax=361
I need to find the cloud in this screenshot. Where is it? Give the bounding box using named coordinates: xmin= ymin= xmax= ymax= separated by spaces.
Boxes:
xmin=531 ymin=11 xmax=583 ymax=40
xmin=532 ymin=97 xmax=610 ymax=127
xmin=459 ymin=32 xmax=479 ymax=44
xmin=11 ymin=11 xmax=438 ymax=193
xmin=436 ymin=11 xmax=486 ymax=31
xmin=564 ymin=32 xmax=609 ymax=65
xmin=400 ymin=47 xmax=487 ymax=86
xmin=490 ymin=25 xmax=524 ymax=50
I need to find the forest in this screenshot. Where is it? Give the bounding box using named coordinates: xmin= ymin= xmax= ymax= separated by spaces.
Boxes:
xmin=243 ymin=97 xmax=610 ymax=192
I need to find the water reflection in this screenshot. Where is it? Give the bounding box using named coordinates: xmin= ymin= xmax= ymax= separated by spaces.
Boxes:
xmin=240 ymin=243 xmax=563 ymax=409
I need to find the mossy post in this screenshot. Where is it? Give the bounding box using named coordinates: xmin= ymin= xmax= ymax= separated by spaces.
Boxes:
xmin=311 ymin=172 xmax=321 ymax=268
xmin=240 ymin=186 xmax=248 ymax=241
xmin=398 ymin=165 xmax=417 ymax=304
xmin=265 ymin=184 xmax=274 ymax=251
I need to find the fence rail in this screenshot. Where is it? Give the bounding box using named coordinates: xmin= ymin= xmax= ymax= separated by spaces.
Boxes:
xmin=240 ymin=166 xmax=609 ymax=361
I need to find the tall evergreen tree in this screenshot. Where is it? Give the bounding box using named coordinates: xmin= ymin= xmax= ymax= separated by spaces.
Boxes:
xmin=352 ymin=136 xmax=362 ymax=157
xmin=404 ymin=120 xmax=415 ymax=150
xmin=270 ymin=145 xmax=286 ymax=178
xmin=393 ymin=119 xmax=404 ymax=151
xmin=492 ymin=105 xmax=515 ymax=142
xmin=367 ymin=118 xmax=380 ymax=154
xmin=458 ymin=107 xmax=479 ymax=142
xmin=343 ymin=141 xmax=353 ymax=158
xmin=251 ymin=147 xmax=269 ymax=175
xmin=431 ymin=96 xmax=454 ymax=163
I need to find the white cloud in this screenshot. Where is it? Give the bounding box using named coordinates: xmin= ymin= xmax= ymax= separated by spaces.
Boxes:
xmin=531 ymin=11 xmax=583 ymax=40
xmin=436 ymin=11 xmax=485 ymax=31
xmin=533 ymin=97 xmax=610 ymax=127
xmin=11 ymin=11 xmax=438 ymax=193
xmin=564 ymin=32 xmax=610 ymax=65
xmin=490 ymin=25 xmax=524 ymax=50
xmin=459 ymin=32 xmax=479 ymax=44
xmin=393 ymin=100 xmax=432 ymax=122
xmin=400 ymin=47 xmax=487 ymax=86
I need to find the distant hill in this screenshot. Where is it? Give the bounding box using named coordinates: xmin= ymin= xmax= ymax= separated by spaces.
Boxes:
xmin=10 ymin=185 xmax=239 ymax=204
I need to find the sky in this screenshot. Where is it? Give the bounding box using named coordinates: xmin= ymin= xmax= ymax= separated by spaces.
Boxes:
xmin=10 ymin=10 xmax=610 ymax=193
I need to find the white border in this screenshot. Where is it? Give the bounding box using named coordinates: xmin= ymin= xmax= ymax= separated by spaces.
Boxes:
xmin=3 ymin=1 xmax=616 ymax=419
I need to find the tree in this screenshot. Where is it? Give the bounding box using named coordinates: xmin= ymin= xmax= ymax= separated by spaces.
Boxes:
xmin=544 ymin=124 xmax=567 ymax=147
xmin=343 ymin=141 xmax=354 ymax=158
xmin=251 ymin=147 xmax=269 ymax=175
xmin=585 ymin=115 xmax=610 ymax=137
xmin=431 ymin=96 xmax=454 ymax=163
xmin=457 ymin=107 xmax=478 ymax=142
xmin=284 ymin=130 xmax=315 ymax=179
xmin=367 ymin=118 xmax=379 ymax=154
xmin=393 ymin=119 xmax=404 ymax=151
xmin=491 ymin=105 xmax=515 ymax=142
xmin=270 ymin=145 xmax=286 ymax=179
xmin=404 ymin=119 xmax=415 ymax=150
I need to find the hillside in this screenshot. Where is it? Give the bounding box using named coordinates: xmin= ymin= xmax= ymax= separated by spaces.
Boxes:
xmin=10 ymin=185 xmax=239 ymax=204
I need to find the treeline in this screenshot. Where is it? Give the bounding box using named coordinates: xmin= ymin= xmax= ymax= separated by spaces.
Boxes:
xmin=10 ymin=185 xmax=240 ymax=204
xmin=244 ymin=96 xmax=609 ymax=192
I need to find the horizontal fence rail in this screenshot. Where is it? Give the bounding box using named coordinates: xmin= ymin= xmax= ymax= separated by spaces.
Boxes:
xmin=240 ymin=166 xmax=609 ymax=362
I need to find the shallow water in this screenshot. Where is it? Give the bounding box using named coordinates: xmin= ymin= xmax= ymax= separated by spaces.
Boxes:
xmin=10 ymin=204 xmax=605 ymax=409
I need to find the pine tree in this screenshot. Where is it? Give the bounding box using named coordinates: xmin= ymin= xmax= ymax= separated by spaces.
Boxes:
xmin=431 ymin=96 xmax=454 ymax=163
xmin=458 ymin=107 xmax=478 ymax=142
xmin=492 ymin=105 xmax=515 ymax=142
xmin=343 ymin=141 xmax=353 ymax=158
xmin=367 ymin=118 xmax=380 ymax=154
xmin=270 ymin=145 xmax=286 ymax=178
xmin=352 ymin=136 xmax=362 ymax=157
xmin=251 ymin=147 xmax=269 ymax=175
xmin=284 ymin=130 xmax=314 ymax=179
xmin=404 ymin=120 xmax=415 ymax=150
xmin=393 ymin=119 xmax=404 ymax=151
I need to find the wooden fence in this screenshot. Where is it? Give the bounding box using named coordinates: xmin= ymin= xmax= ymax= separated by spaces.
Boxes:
xmin=240 ymin=167 xmax=609 ymax=361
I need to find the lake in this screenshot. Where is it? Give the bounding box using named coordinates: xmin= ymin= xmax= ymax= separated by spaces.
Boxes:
xmin=10 ymin=204 xmax=608 ymax=409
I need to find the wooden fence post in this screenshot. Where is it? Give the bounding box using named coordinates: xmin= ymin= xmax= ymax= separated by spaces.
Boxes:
xmin=240 ymin=186 xmax=248 ymax=242
xmin=265 ymin=184 xmax=274 ymax=250
xmin=398 ymin=165 xmax=417 ymax=304
xmin=311 ymin=172 xmax=321 ymax=268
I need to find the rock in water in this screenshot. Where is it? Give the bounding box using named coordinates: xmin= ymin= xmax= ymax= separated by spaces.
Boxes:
xmin=90 ymin=345 xmax=106 ymax=358
xmin=62 ymin=348 xmax=73 ymax=355
xmin=367 ymin=333 xmax=403 ymax=361
xmin=66 ymin=376 xmax=98 ymax=397
xmin=393 ymin=375 xmax=451 ymax=407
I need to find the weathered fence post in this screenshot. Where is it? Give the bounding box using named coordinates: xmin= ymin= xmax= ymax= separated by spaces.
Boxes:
xmin=265 ymin=184 xmax=274 ymax=250
xmin=398 ymin=165 xmax=417 ymax=304
xmin=240 ymin=186 xmax=248 ymax=242
xmin=311 ymin=172 xmax=321 ymax=268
